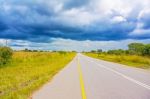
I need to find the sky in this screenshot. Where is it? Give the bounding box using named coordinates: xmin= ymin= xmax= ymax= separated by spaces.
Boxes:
xmin=0 ymin=0 xmax=150 ymax=51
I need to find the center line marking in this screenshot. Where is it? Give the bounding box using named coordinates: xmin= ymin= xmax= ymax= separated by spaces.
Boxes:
xmin=77 ymin=57 xmax=87 ymax=99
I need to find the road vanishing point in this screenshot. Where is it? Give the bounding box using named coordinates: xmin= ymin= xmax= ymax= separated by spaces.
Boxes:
xmin=32 ymin=54 xmax=150 ymax=99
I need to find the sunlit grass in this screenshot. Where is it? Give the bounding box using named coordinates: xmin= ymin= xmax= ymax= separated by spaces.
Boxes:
xmin=84 ymin=53 xmax=150 ymax=69
xmin=0 ymin=52 xmax=76 ymax=99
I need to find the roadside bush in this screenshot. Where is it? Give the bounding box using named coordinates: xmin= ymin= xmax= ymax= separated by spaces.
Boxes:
xmin=58 ymin=51 xmax=67 ymax=55
xmin=128 ymin=43 xmax=145 ymax=55
xmin=142 ymin=44 xmax=150 ymax=56
xmin=107 ymin=49 xmax=126 ymax=55
xmin=0 ymin=47 xmax=13 ymax=65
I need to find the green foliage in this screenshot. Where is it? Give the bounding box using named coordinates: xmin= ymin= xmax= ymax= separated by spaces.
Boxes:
xmin=0 ymin=46 xmax=13 ymax=66
xmin=107 ymin=49 xmax=126 ymax=55
xmin=128 ymin=43 xmax=145 ymax=55
xmin=97 ymin=49 xmax=103 ymax=57
xmin=142 ymin=44 xmax=150 ymax=56
xmin=106 ymin=43 xmax=150 ymax=56
xmin=90 ymin=49 xmax=102 ymax=54
xmin=22 ymin=48 xmax=35 ymax=52
xmin=85 ymin=42 xmax=150 ymax=69
xmin=58 ymin=51 xmax=67 ymax=55
xmin=97 ymin=49 xmax=102 ymax=53
xmin=91 ymin=50 xmax=97 ymax=53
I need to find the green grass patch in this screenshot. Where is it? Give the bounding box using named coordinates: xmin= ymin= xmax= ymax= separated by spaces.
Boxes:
xmin=0 ymin=52 xmax=76 ymax=99
xmin=84 ymin=53 xmax=150 ymax=69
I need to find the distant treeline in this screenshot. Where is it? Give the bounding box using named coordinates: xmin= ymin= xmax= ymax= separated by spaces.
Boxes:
xmin=89 ymin=43 xmax=150 ymax=56
xmin=15 ymin=48 xmax=76 ymax=53
xmin=0 ymin=47 xmax=76 ymax=66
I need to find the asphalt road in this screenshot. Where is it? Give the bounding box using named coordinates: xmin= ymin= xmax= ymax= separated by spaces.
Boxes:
xmin=32 ymin=53 xmax=150 ymax=99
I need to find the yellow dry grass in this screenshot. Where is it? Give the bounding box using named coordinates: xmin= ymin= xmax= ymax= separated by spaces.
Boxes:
xmin=84 ymin=53 xmax=150 ymax=69
xmin=0 ymin=52 xmax=76 ymax=99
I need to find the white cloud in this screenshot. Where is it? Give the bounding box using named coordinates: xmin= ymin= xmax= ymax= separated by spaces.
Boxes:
xmin=2 ymin=38 xmax=149 ymax=52
xmin=0 ymin=39 xmax=11 ymax=46
xmin=50 ymin=0 xmax=150 ymax=27
xmin=130 ymin=28 xmax=150 ymax=36
xmin=112 ymin=16 xmax=127 ymax=23
xmin=60 ymin=8 xmax=95 ymax=26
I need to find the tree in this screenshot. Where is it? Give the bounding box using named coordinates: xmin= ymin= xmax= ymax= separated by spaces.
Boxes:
xmin=97 ymin=49 xmax=102 ymax=53
xmin=91 ymin=50 xmax=97 ymax=53
xmin=107 ymin=49 xmax=125 ymax=55
xmin=97 ymin=49 xmax=102 ymax=57
xmin=58 ymin=51 xmax=67 ymax=55
xmin=142 ymin=44 xmax=150 ymax=56
xmin=128 ymin=43 xmax=145 ymax=55
xmin=0 ymin=47 xmax=13 ymax=65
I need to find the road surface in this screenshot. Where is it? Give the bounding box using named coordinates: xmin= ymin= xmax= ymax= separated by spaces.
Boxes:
xmin=32 ymin=54 xmax=150 ymax=99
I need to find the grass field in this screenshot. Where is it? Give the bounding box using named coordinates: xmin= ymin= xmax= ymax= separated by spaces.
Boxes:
xmin=0 ymin=52 xmax=75 ymax=99
xmin=84 ymin=53 xmax=150 ymax=69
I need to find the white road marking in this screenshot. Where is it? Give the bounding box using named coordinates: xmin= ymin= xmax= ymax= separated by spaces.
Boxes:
xmin=85 ymin=57 xmax=150 ymax=90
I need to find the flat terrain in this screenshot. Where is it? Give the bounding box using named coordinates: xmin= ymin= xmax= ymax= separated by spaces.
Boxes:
xmin=0 ymin=52 xmax=75 ymax=99
xmin=32 ymin=53 xmax=150 ymax=99
xmin=84 ymin=53 xmax=150 ymax=69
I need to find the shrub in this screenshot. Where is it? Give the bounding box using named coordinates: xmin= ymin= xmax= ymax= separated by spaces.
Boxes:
xmin=58 ymin=51 xmax=67 ymax=55
xmin=142 ymin=44 xmax=150 ymax=56
xmin=128 ymin=43 xmax=145 ymax=55
xmin=0 ymin=46 xmax=13 ymax=65
xmin=107 ymin=49 xmax=126 ymax=55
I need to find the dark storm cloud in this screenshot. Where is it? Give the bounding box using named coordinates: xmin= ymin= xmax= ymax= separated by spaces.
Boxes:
xmin=0 ymin=20 xmax=8 ymax=31
xmin=64 ymin=0 xmax=90 ymax=9
xmin=0 ymin=0 xmax=150 ymax=43
xmin=140 ymin=12 xmax=150 ymax=29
